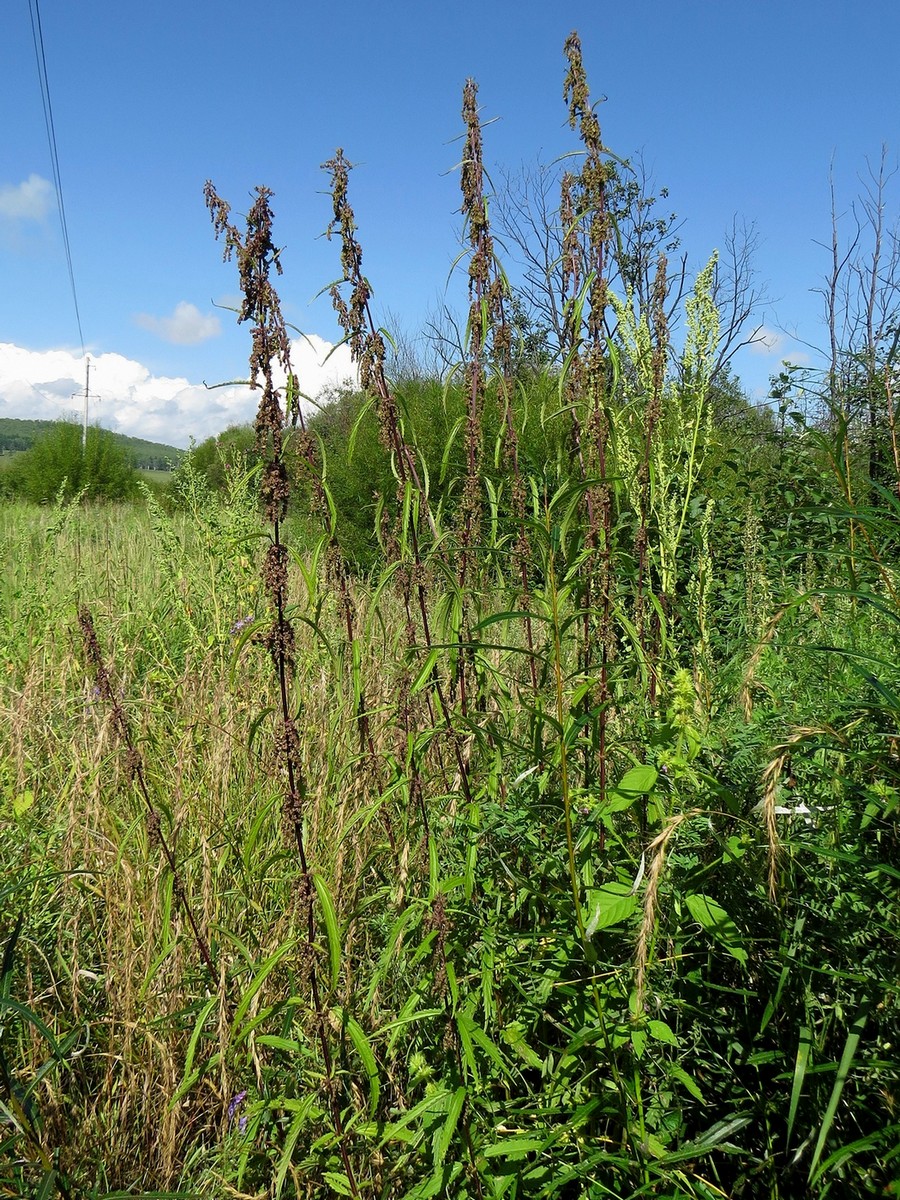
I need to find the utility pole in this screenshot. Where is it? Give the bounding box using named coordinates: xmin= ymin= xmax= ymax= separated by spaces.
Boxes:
xmin=72 ymin=356 xmax=100 ymax=451
xmin=82 ymin=356 xmax=90 ymax=450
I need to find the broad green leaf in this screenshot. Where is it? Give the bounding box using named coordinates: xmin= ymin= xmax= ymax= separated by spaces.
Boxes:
xmin=400 ymin=1165 xmax=459 ymax=1200
xmin=808 ymin=1003 xmax=870 ymax=1184
xmin=180 ymin=996 xmax=217 ymax=1096
xmin=255 ymin=1035 xmax=303 ymax=1053
xmin=657 ymin=1114 xmax=752 ymax=1164
xmin=648 ymin=1019 xmax=678 ymax=1046
xmin=685 ymin=893 xmax=748 ymax=965
xmin=501 ymin=1021 xmax=544 ymax=1070
xmin=231 ymin=939 xmax=297 ymax=1037
xmin=602 ymin=765 xmax=658 ymax=812
xmin=433 ymin=1086 xmax=466 ymax=1166
xmin=458 ymin=1009 xmax=509 ymax=1076
xmin=380 ymin=1086 xmax=452 ymax=1146
xmin=668 ymin=1063 xmax=705 ymax=1103
xmin=585 ymin=882 xmax=638 ymax=935
xmin=12 ymin=789 xmax=34 ymax=818
xmin=344 ymin=1013 xmax=380 ymax=1116
xmin=411 ymin=647 xmax=442 ymax=696
xmin=313 ymin=873 xmax=341 ymax=991
xmin=322 ymin=1172 xmax=355 ymax=1197
xmin=614 ymin=765 xmax=658 ymax=795
xmin=482 ymin=1137 xmax=545 ymax=1158
xmin=274 ymin=1098 xmax=316 ymax=1198
xmin=0 ymin=996 xmax=61 ymax=1057
xmin=35 ymin=1173 xmax=58 ymax=1200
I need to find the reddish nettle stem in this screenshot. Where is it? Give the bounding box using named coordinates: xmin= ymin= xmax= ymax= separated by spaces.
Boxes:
xmin=322 ymin=151 xmax=475 ymax=814
xmin=563 ymin=32 xmax=614 ymax=805
xmin=205 ymin=181 xmax=360 ymax=1198
xmin=459 ymin=81 xmax=490 ymax=589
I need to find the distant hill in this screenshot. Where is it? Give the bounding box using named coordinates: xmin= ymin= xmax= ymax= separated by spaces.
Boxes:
xmin=0 ymin=419 xmax=184 ymax=471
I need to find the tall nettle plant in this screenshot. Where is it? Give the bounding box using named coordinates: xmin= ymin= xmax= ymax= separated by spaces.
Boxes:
xmin=204 ymin=181 xmax=361 ymax=1196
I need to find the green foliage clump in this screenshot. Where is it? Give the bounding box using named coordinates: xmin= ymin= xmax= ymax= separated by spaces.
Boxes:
xmin=174 ymin=423 xmax=258 ymax=494
xmin=8 ymin=420 xmax=138 ymax=503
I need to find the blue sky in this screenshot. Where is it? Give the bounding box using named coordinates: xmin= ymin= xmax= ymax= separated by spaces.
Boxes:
xmin=1 ymin=0 xmax=898 ymax=446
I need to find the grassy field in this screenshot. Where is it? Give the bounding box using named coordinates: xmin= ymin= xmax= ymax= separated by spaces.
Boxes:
xmin=2 ymin=418 xmax=898 ymax=1199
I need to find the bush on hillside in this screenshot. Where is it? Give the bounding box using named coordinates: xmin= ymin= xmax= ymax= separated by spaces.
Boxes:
xmin=9 ymin=421 xmax=138 ymax=503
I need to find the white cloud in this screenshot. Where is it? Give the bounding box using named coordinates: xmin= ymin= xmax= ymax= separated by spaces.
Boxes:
xmin=748 ymin=325 xmax=809 ymax=364
xmin=0 ymin=337 xmax=359 ymax=448
xmin=134 ymin=301 xmax=221 ymax=345
xmin=0 ymin=174 xmax=53 ymax=222
xmin=291 ymin=333 xmax=357 ymax=401
xmin=748 ymin=326 xmax=789 ymax=356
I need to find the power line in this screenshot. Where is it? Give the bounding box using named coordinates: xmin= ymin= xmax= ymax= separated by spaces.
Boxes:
xmin=27 ymin=0 xmax=85 ymax=358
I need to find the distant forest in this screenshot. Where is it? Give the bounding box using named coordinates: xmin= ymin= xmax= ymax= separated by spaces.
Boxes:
xmin=0 ymin=418 xmax=183 ymax=470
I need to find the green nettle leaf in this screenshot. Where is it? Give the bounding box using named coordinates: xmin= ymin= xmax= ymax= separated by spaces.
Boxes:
xmin=12 ymin=790 xmax=34 ymax=818
xmin=616 ymin=765 xmax=658 ymax=794
xmin=668 ymin=1063 xmax=706 ymax=1103
xmin=322 ymin=1171 xmax=355 ymax=1196
xmin=501 ymin=1021 xmax=544 ymax=1069
xmin=604 ymin=765 xmax=658 ymax=812
xmin=585 ymin=882 xmax=638 ymax=936
xmin=631 ymin=1027 xmax=647 ymax=1058
xmin=344 ymin=1014 xmax=380 ymax=1116
xmin=647 ymin=1019 xmax=679 ymax=1046
xmin=685 ymin=893 xmax=748 ymax=965
xmin=481 ymin=1137 xmax=547 ymax=1159
xmin=433 ymin=1086 xmax=466 ymax=1166
xmin=313 ymin=874 xmax=342 ymax=990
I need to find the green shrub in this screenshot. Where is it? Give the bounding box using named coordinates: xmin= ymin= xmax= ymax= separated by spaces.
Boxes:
xmin=8 ymin=420 xmax=138 ymax=503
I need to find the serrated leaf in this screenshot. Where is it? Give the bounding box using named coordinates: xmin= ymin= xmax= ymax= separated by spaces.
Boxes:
xmin=434 ymin=1086 xmax=466 ymax=1166
xmin=604 ymin=764 xmax=658 ymax=811
xmin=585 ymin=883 xmax=638 ymax=936
xmin=380 ymin=1087 xmax=452 ymax=1147
xmin=615 ymin=765 xmax=658 ymax=795
xmin=648 ymin=1019 xmax=679 ymax=1046
xmin=501 ymin=1021 xmax=544 ymax=1069
xmin=657 ymin=1114 xmax=752 ymax=1164
xmin=180 ymin=995 xmax=217 ymax=1096
xmin=344 ymin=1013 xmax=380 ymax=1116
xmin=668 ymin=1062 xmax=706 ymax=1102
xmin=482 ymin=1137 xmax=546 ymax=1158
xmin=275 ymin=1099 xmax=316 ymax=1198
xmin=323 ymin=1172 xmax=355 ymax=1196
xmin=231 ymin=939 xmax=297 ymax=1038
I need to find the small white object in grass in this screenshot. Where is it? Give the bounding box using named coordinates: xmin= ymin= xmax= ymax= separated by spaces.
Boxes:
xmin=631 ymin=853 xmax=646 ymax=894
xmin=511 ymin=765 xmax=539 ymax=788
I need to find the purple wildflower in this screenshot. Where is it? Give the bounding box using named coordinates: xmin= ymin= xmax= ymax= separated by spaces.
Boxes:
xmin=227 ymin=1090 xmax=247 ymax=1126
xmin=230 ymin=615 xmax=254 ymax=637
